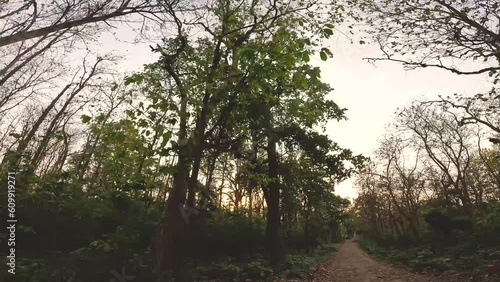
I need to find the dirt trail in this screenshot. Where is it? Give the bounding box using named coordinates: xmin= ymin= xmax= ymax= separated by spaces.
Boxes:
xmin=309 ymin=239 xmax=447 ymax=282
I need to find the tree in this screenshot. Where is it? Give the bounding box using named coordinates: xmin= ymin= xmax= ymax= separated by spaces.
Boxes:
xmin=358 ymin=0 xmax=500 ymax=145
xmin=360 ymin=0 xmax=500 ymax=76
xmin=396 ymin=101 xmax=476 ymax=211
xmin=123 ymin=0 xmax=343 ymax=279
xmin=1 ymin=56 xmax=112 ymax=171
xmin=0 ymin=0 xmax=368 ymax=281
xmin=0 ymin=0 xmax=169 ymax=121
xmin=426 ymin=88 xmax=500 ymax=141
xmin=0 ymin=0 xmax=166 ymax=47
xmin=230 ymin=24 xmax=365 ymax=265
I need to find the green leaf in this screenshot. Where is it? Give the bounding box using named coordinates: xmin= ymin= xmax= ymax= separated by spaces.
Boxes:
xmin=55 ymin=133 xmax=64 ymax=141
xmin=299 ymin=79 xmax=309 ymax=89
xmin=322 ymin=47 xmax=333 ymax=57
xmin=126 ymin=110 xmax=135 ymax=119
xmin=96 ymin=114 xmax=106 ymax=123
xmin=89 ymin=240 xmax=102 ymax=248
xmin=124 ymin=74 xmax=144 ymax=86
xmin=18 ymin=225 xmax=35 ymax=234
xmin=162 ymin=131 xmax=172 ymax=144
xmin=302 ymin=52 xmax=310 ymax=62
xmin=103 ymin=243 xmax=113 ymax=252
xmin=323 ymin=28 xmax=333 ymax=36
xmin=81 ymin=115 xmax=91 ymax=124
xmin=320 ymin=51 xmax=327 ymax=61
xmin=138 ymin=119 xmax=148 ymax=128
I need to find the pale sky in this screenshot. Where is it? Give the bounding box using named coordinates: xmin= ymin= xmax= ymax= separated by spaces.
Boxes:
xmin=323 ymin=32 xmax=492 ymax=200
xmin=90 ymin=22 xmax=492 ymax=201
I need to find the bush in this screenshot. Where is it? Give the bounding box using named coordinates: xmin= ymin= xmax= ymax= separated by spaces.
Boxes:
xmin=244 ymin=261 xmax=273 ymax=279
xmin=408 ymin=257 xmax=451 ymax=272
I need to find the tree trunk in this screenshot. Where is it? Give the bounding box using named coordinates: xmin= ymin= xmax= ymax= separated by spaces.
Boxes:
xmin=155 ymin=87 xmax=192 ymax=281
xmin=248 ymin=188 xmax=253 ymax=223
xmin=248 ymin=138 xmax=258 ymax=223
xmin=265 ymin=133 xmax=285 ymax=266
xmin=304 ymin=201 xmax=311 ymax=251
xmin=219 ymin=159 xmax=226 ymax=209
xmin=156 ymin=165 xmax=189 ymax=281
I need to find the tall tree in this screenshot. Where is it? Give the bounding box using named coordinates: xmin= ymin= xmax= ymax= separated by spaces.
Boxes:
xmin=396 ymin=101 xmax=476 ymax=211
xmin=126 ymin=0 xmax=343 ymax=279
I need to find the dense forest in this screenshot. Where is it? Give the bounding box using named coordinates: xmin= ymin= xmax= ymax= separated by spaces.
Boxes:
xmin=0 ymin=0 xmax=499 ymax=282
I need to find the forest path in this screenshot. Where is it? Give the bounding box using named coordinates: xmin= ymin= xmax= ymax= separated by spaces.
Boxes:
xmin=308 ymin=239 xmax=441 ymax=282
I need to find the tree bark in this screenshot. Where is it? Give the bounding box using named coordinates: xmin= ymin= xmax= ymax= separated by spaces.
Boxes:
xmin=155 ymin=73 xmax=191 ymax=281
xmin=265 ymin=131 xmax=285 ymax=266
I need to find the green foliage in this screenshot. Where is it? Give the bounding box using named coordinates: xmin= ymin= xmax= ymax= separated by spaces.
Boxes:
xmin=285 ymin=254 xmax=319 ymax=278
xmin=360 ymin=240 xmax=450 ymax=272
xmin=423 ymin=208 xmax=474 ymax=241
xmin=283 ymin=244 xmax=338 ymax=279
xmin=0 ymin=2 xmax=360 ymax=281
xmin=244 ymin=261 xmax=273 ymax=279
xmin=81 ymin=114 xmax=91 ymax=124
xmin=193 ymin=210 xmax=268 ymax=259
xmin=0 ymin=172 xmax=161 ymax=282
xmin=191 ymin=243 xmax=338 ymax=281
xmin=360 ymin=225 xmax=500 ymax=274
xmin=220 ymin=263 xmax=242 ymax=280
xmin=195 ymin=258 xmax=273 ymax=281
xmin=476 ymin=201 xmax=500 ymax=244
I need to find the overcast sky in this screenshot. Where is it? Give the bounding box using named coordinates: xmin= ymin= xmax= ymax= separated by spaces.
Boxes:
xmin=92 ymin=22 xmax=492 ymax=201
xmin=322 ymin=32 xmax=492 ymax=200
